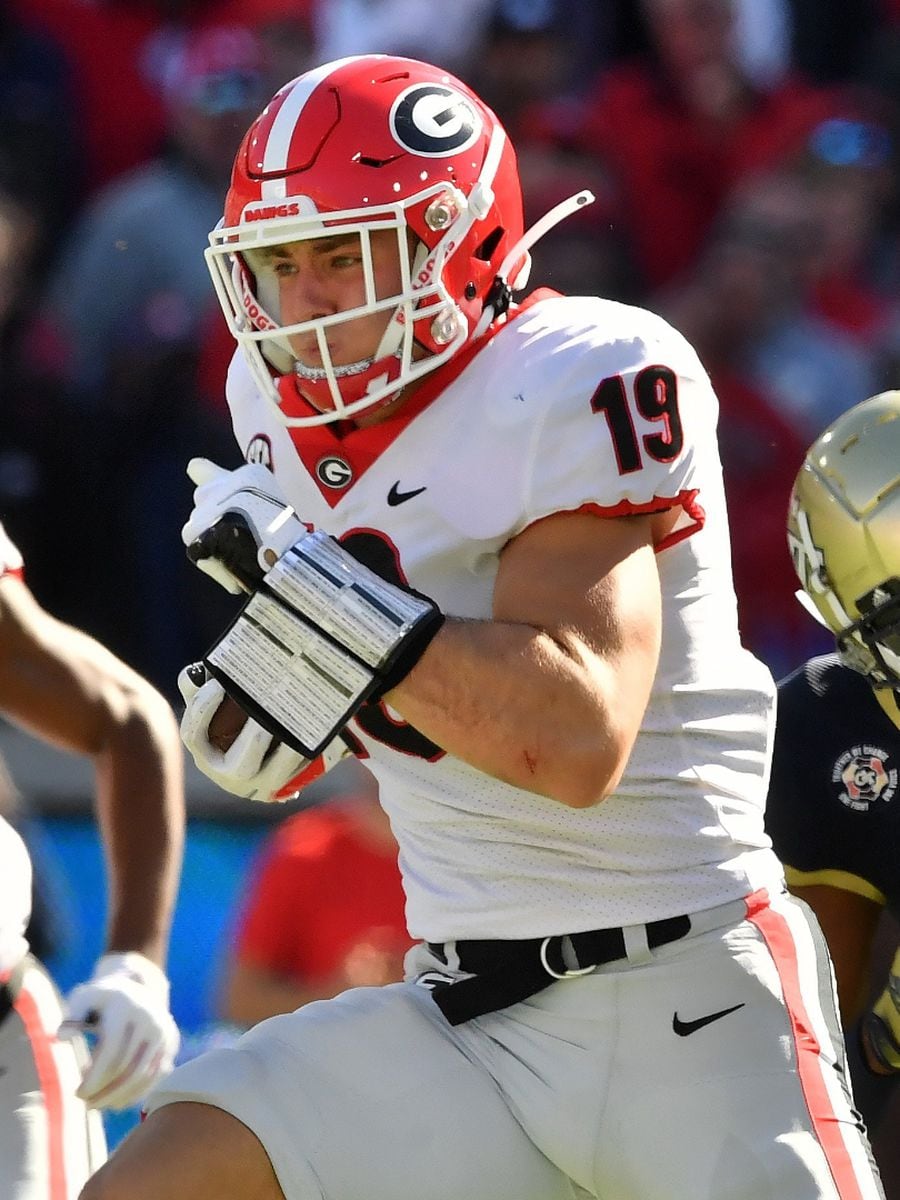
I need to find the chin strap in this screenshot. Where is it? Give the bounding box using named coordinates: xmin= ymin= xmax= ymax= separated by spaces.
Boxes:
xmin=472 ymin=189 xmax=595 ymax=339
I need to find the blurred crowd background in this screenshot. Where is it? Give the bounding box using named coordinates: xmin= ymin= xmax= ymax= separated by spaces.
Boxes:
xmin=2 ymin=0 xmax=899 ymax=693
xmin=3 ymin=0 xmax=900 ymax=1159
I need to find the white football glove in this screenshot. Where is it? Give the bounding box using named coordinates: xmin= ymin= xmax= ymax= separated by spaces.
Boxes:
xmin=60 ymin=952 xmax=180 ymax=1111
xmin=181 ymin=457 xmax=308 ymax=594
xmin=177 ymin=663 xmax=351 ymax=802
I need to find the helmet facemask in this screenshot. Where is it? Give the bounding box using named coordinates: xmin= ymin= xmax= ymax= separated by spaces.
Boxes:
xmin=209 ymin=54 xmax=595 ymax=428
xmin=206 ymin=185 xmax=485 ymax=426
xmin=835 ymin=580 xmax=900 ymax=688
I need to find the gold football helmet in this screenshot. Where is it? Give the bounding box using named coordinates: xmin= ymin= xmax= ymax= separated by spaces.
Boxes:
xmin=787 ymin=390 xmax=900 ymax=700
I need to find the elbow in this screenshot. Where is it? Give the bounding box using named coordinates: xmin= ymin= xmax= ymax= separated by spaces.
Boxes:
xmin=98 ymin=678 xmax=181 ymax=757
xmin=552 ymin=767 xmax=621 ymax=809
xmin=533 ymin=741 xmax=630 ymax=809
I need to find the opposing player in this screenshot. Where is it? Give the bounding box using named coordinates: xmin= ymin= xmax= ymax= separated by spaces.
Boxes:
xmin=82 ymin=56 xmax=883 ymax=1200
xmin=767 ymin=390 xmax=900 ymax=1137
xmin=0 ymin=521 xmax=184 ymax=1199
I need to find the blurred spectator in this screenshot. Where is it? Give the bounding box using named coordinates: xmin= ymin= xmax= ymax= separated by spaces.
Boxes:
xmin=559 ymin=0 xmax=839 ymax=291
xmin=796 ymin=116 xmax=900 ymax=350
xmin=787 ymin=0 xmax=884 ymax=84
xmin=313 ymin=0 xmax=495 ymax=75
xmin=219 ymin=763 xmax=410 ymax=1027
xmin=198 ymin=0 xmax=317 ymax=94
xmin=0 ymin=177 xmax=79 ymax=616
xmin=466 ymin=0 xmax=615 ymax=244
xmin=656 ymin=167 xmax=884 ymax=670
xmin=9 ymin=0 xmax=316 ymax=192
xmin=9 ymin=0 xmax=175 ymax=191
xmin=605 ymin=0 xmax=794 ymax=86
xmin=38 ymin=21 xmax=265 ymax=403
xmin=731 ymin=0 xmax=792 ymax=89
xmin=0 ymin=1 xmax=82 ymax=246
xmin=664 ymin=168 xmax=881 ymax=441
xmin=470 ymin=0 xmax=610 ymax=130
xmin=32 ymin=23 xmax=264 ymax=692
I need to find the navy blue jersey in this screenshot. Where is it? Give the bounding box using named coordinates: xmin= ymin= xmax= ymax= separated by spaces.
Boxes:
xmin=766 ymin=653 xmax=900 ymax=912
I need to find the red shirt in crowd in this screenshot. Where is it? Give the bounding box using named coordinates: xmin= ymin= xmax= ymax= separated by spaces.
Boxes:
xmin=567 ymin=66 xmax=838 ymax=289
xmin=232 ymin=800 xmax=411 ymax=987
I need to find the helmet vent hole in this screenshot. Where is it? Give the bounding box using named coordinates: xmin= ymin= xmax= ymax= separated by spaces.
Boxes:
xmin=353 ymin=153 xmax=404 ymax=168
xmin=475 ymin=227 xmax=504 ymax=262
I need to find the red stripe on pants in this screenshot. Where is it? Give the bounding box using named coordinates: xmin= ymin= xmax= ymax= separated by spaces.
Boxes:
xmin=16 ymin=985 xmax=68 ymax=1200
xmin=747 ymin=893 xmax=867 ymax=1200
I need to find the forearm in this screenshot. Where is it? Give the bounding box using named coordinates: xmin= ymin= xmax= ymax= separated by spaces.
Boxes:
xmin=95 ymin=689 xmax=185 ymax=966
xmin=386 ymin=616 xmax=645 ymax=808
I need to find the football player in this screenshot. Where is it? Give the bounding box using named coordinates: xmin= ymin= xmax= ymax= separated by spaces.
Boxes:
xmin=767 ymin=390 xmax=900 ymax=1137
xmin=0 ymin=522 xmax=184 ymax=1199
xmin=82 ymin=56 xmax=884 ymax=1200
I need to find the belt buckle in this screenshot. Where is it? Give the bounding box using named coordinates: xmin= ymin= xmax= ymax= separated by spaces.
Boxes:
xmin=539 ymin=935 xmax=597 ymax=980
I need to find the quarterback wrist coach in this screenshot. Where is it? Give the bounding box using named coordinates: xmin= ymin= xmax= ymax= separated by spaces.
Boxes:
xmin=201 ymin=527 xmax=444 ymax=757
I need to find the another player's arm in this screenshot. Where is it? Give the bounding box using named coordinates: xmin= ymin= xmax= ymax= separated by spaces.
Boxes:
xmin=0 ymin=572 xmax=184 ymax=965
xmin=784 ymin=877 xmax=883 ymax=1024
xmin=385 ymin=508 xmax=674 ymax=809
xmin=221 ymin=958 xmax=378 ymax=1025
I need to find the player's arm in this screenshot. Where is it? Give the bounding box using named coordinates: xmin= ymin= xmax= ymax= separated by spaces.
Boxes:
xmin=221 ymin=958 xmax=362 ymax=1025
xmin=0 ymin=572 xmax=184 ymax=966
xmin=387 ymin=508 xmax=671 ymax=808
xmin=182 ymin=459 xmax=671 ymax=809
xmin=784 ymin=878 xmax=883 ymax=1024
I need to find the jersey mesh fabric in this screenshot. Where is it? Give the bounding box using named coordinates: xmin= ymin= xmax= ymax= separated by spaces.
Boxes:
xmin=226 ymin=294 xmax=785 ymax=940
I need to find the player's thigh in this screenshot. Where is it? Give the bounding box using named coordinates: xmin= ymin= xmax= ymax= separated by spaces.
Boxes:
xmin=608 ymin=894 xmax=882 ymax=1199
xmin=79 ymin=1103 xmax=281 ymax=1200
xmin=139 ymin=982 xmax=573 ymax=1200
xmin=1 ymin=959 xmax=106 ymax=1200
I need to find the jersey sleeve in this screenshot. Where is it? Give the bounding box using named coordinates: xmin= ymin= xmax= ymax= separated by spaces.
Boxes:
xmin=420 ymin=297 xmax=716 ymax=547
xmin=518 ymin=302 xmax=712 ymax=548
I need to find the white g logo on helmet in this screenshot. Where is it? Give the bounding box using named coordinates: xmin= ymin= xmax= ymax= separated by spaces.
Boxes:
xmin=389 ymin=84 xmax=481 ymax=157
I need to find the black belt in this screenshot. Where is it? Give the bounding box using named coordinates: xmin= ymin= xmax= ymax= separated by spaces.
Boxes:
xmin=426 ymin=914 xmax=691 ymax=1026
xmin=0 ymin=957 xmax=28 ymax=1027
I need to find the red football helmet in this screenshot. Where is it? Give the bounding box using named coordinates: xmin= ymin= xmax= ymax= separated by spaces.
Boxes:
xmin=206 ymin=54 xmax=591 ymax=426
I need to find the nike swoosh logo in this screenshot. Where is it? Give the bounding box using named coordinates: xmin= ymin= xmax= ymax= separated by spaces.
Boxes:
xmin=672 ymin=1002 xmax=745 ymax=1037
xmin=387 ymin=482 xmax=427 ymax=506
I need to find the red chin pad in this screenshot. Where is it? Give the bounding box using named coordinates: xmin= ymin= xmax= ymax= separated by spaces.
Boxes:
xmin=292 ymin=354 xmax=405 ymax=417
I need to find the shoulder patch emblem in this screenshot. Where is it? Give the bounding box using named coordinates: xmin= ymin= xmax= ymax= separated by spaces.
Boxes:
xmin=832 ymin=745 xmax=898 ymax=811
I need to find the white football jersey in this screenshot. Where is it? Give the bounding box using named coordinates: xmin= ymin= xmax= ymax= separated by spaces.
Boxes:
xmin=225 ymin=293 xmax=784 ymax=940
xmin=0 ymin=521 xmax=32 ymax=972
